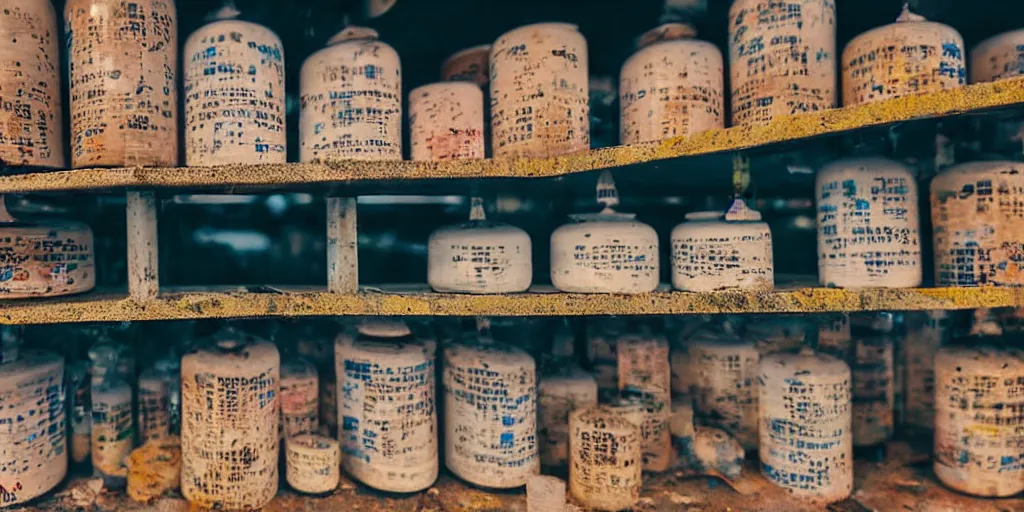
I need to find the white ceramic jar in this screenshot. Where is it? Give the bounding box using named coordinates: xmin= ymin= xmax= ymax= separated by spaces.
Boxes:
xmin=619 ymin=23 xmax=724 ymax=144
xmin=931 ymin=161 xmax=1024 ymax=286
xmin=816 ymin=157 xmax=922 ymax=288
xmin=616 ymin=328 xmax=672 ymax=472
xmin=569 ymin=407 xmax=642 ymax=512
xmin=490 ymin=23 xmax=589 ymax=158
xmin=280 ymin=357 xmax=318 ymax=439
xmin=409 ymin=82 xmax=485 ymax=161
xmin=971 ymin=29 xmax=1024 ymax=83
xmin=285 ymin=434 xmax=340 ymax=495
xmin=428 ymin=198 xmax=532 ymax=293
xmin=0 ymin=0 xmax=63 ymax=169
xmin=64 ymin=0 xmax=178 ymax=167
xmin=88 ymin=343 xmax=133 ymax=488
xmin=728 ymin=0 xmax=837 ymax=126
xmin=671 ymin=203 xmax=774 ymax=292
xmin=842 ymin=6 xmax=965 ymax=106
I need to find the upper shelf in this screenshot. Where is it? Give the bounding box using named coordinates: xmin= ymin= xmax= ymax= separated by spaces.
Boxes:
xmin=4 ymin=77 xmax=1024 ymax=196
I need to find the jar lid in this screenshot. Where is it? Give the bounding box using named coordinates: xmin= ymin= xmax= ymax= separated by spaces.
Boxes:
xmin=895 ymin=3 xmax=926 ymax=23
xmin=357 ymin=318 xmax=412 ymax=338
xmin=327 ymin=26 xmax=380 ymax=46
xmin=684 ymin=211 xmax=725 ymax=221
xmin=636 ymin=22 xmax=697 ymax=49
xmin=209 ymin=4 xmax=242 ymax=21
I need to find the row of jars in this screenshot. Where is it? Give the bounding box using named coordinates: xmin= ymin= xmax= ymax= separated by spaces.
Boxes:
xmin=5 ymin=0 xmax=1024 ymax=171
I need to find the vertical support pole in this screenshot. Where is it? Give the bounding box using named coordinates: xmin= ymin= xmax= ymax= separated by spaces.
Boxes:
xmin=127 ymin=191 xmax=159 ymax=300
xmin=327 ymin=197 xmax=358 ymax=293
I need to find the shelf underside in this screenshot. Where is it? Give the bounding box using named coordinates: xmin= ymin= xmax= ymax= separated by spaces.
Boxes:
xmin=3 ymin=78 xmax=1024 ymax=196
xmin=2 ymin=282 xmax=1021 ymax=325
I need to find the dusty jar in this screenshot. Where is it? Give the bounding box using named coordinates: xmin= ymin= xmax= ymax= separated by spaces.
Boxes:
xmin=971 ymin=29 xmax=1024 ymax=83
xmin=409 ymin=82 xmax=485 ymax=161
xmin=671 ymin=206 xmax=774 ymax=292
xmin=568 ymin=407 xmax=642 ymax=512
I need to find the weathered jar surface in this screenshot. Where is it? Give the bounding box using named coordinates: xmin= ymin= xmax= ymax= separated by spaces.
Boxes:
xmin=619 ymin=23 xmax=723 ymax=144
xmin=0 ymin=0 xmax=63 ymax=169
xmin=931 ymin=161 xmax=1024 ymax=286
xmin=538 ymin=366 xmax=598 ymax=467
xmin=409 ymin=82 xmax=484 ymax=161
xmin=89 ymin=343 xmax=133 ymax=487
xmin=491 ymin=23 xmax=589 ymax=158
xmin=441 ymin=44 xmax=490 ymax=86
xmin=0 ymin=216 xmax=94 ymax=299
xmin=616 ymin=329 xmax=672 ymax=471
xmin=285 ymin=434 xmax=340 ymax=495
xmin=690 ymin=337 xmax=759 ymax=450
xmin=183 ymin=9 xmax=286 ymax=166
xmin=137 ymin=366 xmax=171 ymax=443
xmin=569 ymin=407 xmax=642 ymax=512
xmin=816 ymin=157 xmax=922 ymax=288
xmin=280 ymin=357 xmax=318 ymax=439
xmin=842 ymin=7 xmax=965 ymax=106
xmin=300 ymin=26 xmax=401 ymax=162
xmin=848 ymin=313 xmax=895 ymax=447
xmin=971 ymin=29 xmax=1024 ymax=83
xmin=903 ymin=310 xmax=948 ymax=430
xmin=64 ymin=0 xmax=178 ymax=168
xmin=728 ymin=0 xmax=837 ymax=126
xmin=671 ymin=205 xmax=774 ymax=292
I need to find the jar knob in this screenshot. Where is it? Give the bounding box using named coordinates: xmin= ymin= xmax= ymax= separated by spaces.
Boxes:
xmin=469 ymin=197 xmax=487 ymax=221
xmin=896 ymin=3 xmax=926 ymax=22
xmin=596 ymin=170 xmax=620 ymax=213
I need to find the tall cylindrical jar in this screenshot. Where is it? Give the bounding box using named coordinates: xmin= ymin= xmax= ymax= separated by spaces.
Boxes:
xmin=903 ymin=310 xmax=949 ymax=430
xmin=490 ymin=23 xmax=589 ymax=158
xmin=971 ymin=29 xmax=1024 ymax=84
xmin=728 ymin=0 xmax=837 ymax=126
xmin=181 ymin=338 xmax=279 ymax=511
xmin=441 ymin=45 xmax=490 ymax=86
xmin=444 ymin=339 xmax=538 ymax=488
xmin=759 ymin=349 xmax=853 ymax=503
xmin=280 ymin=357 xmax=318 ymax=439
xmin=848 ymin=314 xmax=895 ymax=447
xmin=409 ymin=82 xmax=484 ymax=161
xmin=137 ymin=365 xmax=171 ymax=443
xmin=616 ymin=328 xmax=672 ymax=471
xmin=0 ymin=336 xmax=66 ymax=506
xmin=671 ymin=203 xmax=774 ymax=292
xmin=816 ymin=157 xmax=922 ymax=288
xmin=842 ymin=7 xmax=964 ymax=106
xmin=931 ymin=161 xmax=1024 ymax=286
xmin=569 ymin=407 xmax=642 ymax=512
xmin=690 ymin=337 xmax=759 ymax=450
xmin=64 ymin=0 xmax=177 ymax=168
xmin=89 ymin=343 xmax=133 ymax=488
xmin=538 ymin=366 xmax=598 ymax=468
xmin=183 ymin=8 xmax=285 ymax=166
xmin=934 ymin=346 xmax=1024 ymax=497
xmin=619 ymin=23 xmax=723 ymax=144
xmin=300 ymin=27 xmax=401 ymax=162
xmin=335 ymin=321 xmax=437 ymax=492
xmin=0 ymin=0 xmax=63 ymax=169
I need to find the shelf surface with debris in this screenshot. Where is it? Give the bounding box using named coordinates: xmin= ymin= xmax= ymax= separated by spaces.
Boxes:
xmin=2 ymin=281 xmax=1023 ymax=325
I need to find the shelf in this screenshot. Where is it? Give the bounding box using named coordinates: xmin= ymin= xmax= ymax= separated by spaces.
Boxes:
xmin=3 ymin=78 xmax=1024 ymax=196
xmin=2 ymin=282 xmax=1022 ymax=325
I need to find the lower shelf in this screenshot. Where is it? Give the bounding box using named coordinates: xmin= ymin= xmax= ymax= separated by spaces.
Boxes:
xmin=2 ymin=281 xmax=1023 ymax=324
xmin=31 ymin=441 xmax=1024 ymax=511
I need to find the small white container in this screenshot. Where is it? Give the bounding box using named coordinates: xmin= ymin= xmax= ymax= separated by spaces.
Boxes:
xmin=971 ymin=29 xmax=1024 ymax=83
xmin=671 ymin=201 xmax=774 ymax=292
xmin=286 ymin=434 xmax=340 ymax=495
xmin=569 ymin=407 xmax=642 ymax=512
xmin=280 ymin=357 xmax=318 ymax=439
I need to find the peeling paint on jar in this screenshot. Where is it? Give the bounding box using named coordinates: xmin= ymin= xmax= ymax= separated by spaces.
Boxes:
xmin=181 ymin=337 xmax=279 ymax=511
xmin=619 ymin=23 xmax=723 ymax=144
xmin=300 ymin=26 xmax=401 ymax=162
xmin=569 ymin=407 xmax=642 ymax=512
xmin=410 ymin=82 xmax=484 ymax=161
xmin=285 ymin=434 xmax=340 ymax=495
xmin=759 ymin=349 xmax=852 ymax=503
xmin=849 ymin=313 xmax=895 ymax=447
xmin=971 ymin=29 xmax=1024 ymax=83
xmin=671 ymin=201 xmax=773 ymax=292
xmin=491 ymin=23 xmax=589 ymax=158
xmin=89 ymin=343 xmax=133 ymax=489
xmin=816 ymin=157 xmax=922 ymax=288
xmin=551 ymin=171 xmax=659 ymax=294
xmin=538 ymin=365 xmax=598 ymax=467
xmin=903 ymin=310 xmax=949 ymax=430
xmin=336 ymin=320 xmax=437 ymax=492
xmin=0 ymin=0 xmax=63 ymax=169
xmin=444 ymin=338 xmax=538 ymax=488
xmin=728 ymin=0 xmax=837 ymax=127
xmin=280 ymin=357 xmax=318 ymax=439
xmin=184 ymin=7 xmax=285 ymax=166
xmin=137 ymin=365 xmax=171 ymax=443
xmin=931 ymin=161 xmax=1024 ymax=286
xmin=66 ymin=360 xmax=91 ymax=465
xmin=441 ymin=45 xmax=490 ymax=86
xmin=842 ymin=6 xmax=965 ymax=106
xmin=690 ymin=337 xmax=759 ymax=450
xmin=0 ymin=334 xmax=66 ymax=507
xmin=428 ymin=198 xmax=532 ymax=294
xmin=934 ymin=346 xmax=1024 ymax=497
xmin=64 ymin=0 xmax=177 ymax=168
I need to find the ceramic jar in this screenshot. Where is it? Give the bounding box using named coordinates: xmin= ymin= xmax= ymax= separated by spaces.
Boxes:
xmin=181 ymin=337 xmax=280 ymax=510
xmin=64 ymin=0 xmax=178 ymax=167
xmin=0 ymin=0 xmax=63 ymax=169
xmin=537 ymin=366 xmax=598 ymax=467
xmin=428 ymin=198 xmax=532 ymax=293
xmin=137 ymin=365 xmax=171 ymax=443
xmin=410 ymin=82 xmax=484 ymax=161
xmin=670 ymin=203 xmax=774 ymax=292
xmin=0 ymin=206 xmax=94 ymax=299
xmin=690 ymin=337 xmax=759 ymax=450
xmin=934 ymin=346 xmax=1024 ymax=497
xmin=931 ymin=161 xmax=1024 ymax=286
xmin=183 ymin=7 xmax=285 ymax=166
xmin=971 ymin=29 xmax=1024 ymax=83
xmin=444 ymin=337 xmax=538 ymax=488
xmin=816 ymin=157 xmax=922 ymax=288
xmin=551 ymin=172 xmax=659 ymax=294
xmin=441 ymin=45 xmax=490 ymax=86
xmin=848 ymin=313 xmax=895 ymax=447
xmin=759 ymin=349 xmax=853 ymax=503
xmin=285 ymin=434 xmax=340 ymax=495
xmin=279 ymin=357 xmax=318 ymax=439
xmin=842 ymin=6 xmax=965 ymax=106
xmin=728 ymin=0 xmax=837 ymax=126
xmin=300 ymin=26 xmax=401 ymax=162
xmin=491 ymin=23 xmax=589 ymax=158
xmin=335 ymin=320 xmax=437 ymax=492
xmin=569 ymin=407 xmax=642 ymax=512
xmin=88 ymin=343 xmax=133 ymax=488
xmin=619 ymin=23 xmax=723 ymax=144
xmin=0 ymin=336 xmax=66 ymax=506
xmin=903 ymin=310 xmax=949 ymax=430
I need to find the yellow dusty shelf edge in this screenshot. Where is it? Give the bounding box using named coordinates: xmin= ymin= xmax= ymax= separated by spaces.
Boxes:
xmin=0 ymin=285 xmax=1021 ymax=324
xmin=2 ymin=78 xmax=1024 ymax=194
